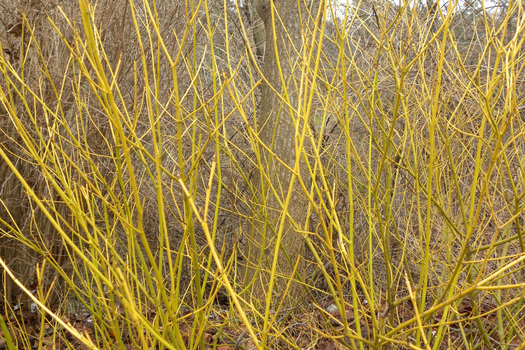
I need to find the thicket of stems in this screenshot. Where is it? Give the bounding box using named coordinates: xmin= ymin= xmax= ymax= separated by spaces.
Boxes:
xmin=0 ymin=0 xmax=524 ymax=349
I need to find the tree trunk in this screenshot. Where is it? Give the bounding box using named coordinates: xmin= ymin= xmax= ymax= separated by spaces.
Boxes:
xmin=243 ymin=0 xmax=321 ymax=309
xmin=242 ymin=0 xmax=265 ymax=61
